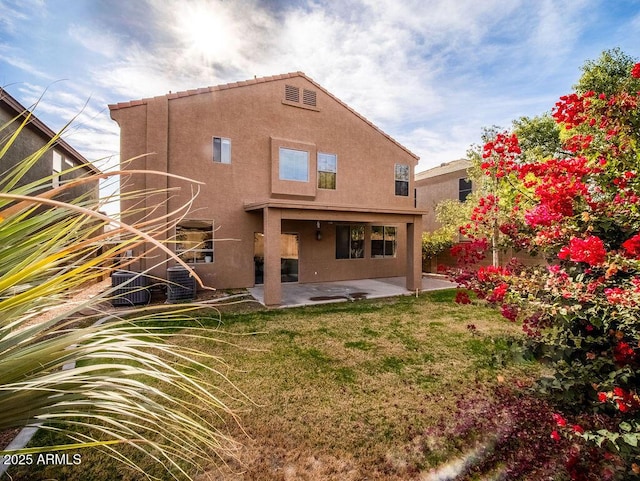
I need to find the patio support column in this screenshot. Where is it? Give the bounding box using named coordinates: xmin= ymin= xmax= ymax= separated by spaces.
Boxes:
xmin=406 ymin=216 xmax=422 ymax=292
xmin=263 ymin=207 xmax=282 ymax=306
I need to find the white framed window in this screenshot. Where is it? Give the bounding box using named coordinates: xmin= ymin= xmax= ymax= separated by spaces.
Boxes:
xmin=317 ymin=152 xmax=337 ymax=189
xmin=52 ymin=151 xmax=62 ymax=188
xmin=279 ymin=147 xmax=309 ymax=182
xmin=371 ymin=226 xmax=397 ymax=258
xmin=213 ymin=137 xmax=231 ymax=164
xmin=175 ymin=220 xmax=214 ymax=264
xmin=395 ymin=163 xmax=409 ymax=196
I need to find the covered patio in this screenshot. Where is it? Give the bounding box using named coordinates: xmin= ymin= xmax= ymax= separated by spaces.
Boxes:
xmin=248 ymin=275 xmax=455 ymax=308
xmin=245 ymin=199 xmax=428 ymax=307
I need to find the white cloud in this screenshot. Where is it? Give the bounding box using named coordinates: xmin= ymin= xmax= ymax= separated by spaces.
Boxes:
xmin=0 ymin=48 xmax=56 ymax=81
xmin=68 ymin=25 xmax=123 ymax=59
xmin=6 ymin=0 xmax=627 ymax=183
xmin=0 ymin=0 xmax=44 ymax=34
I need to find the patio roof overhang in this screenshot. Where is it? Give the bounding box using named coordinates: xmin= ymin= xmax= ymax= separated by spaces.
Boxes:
xmin=244 ymin=199 xmax=427 ymax=306
xmin=244 ymin=199 xmax=428 ymax=221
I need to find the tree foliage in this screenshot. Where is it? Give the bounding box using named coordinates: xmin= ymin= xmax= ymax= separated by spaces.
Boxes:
xmin=422 ymin=198 xmax=472 ymax=258
xmin=575 ymin=47 xmax=640 ymax=96
xmin=450 ymin=50 xmax=640 ymax=478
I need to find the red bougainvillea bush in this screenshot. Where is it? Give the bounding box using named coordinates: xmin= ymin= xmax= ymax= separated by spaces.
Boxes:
xmin=449 ymin=63 xmax=640 ymax=477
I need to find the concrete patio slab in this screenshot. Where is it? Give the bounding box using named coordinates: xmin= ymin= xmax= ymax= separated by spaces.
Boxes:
xmin=248 ymin=275 xmax=455 ymax=308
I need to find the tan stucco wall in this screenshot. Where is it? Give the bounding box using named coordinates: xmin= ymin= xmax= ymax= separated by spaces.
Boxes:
xmin=111 ymin=75 xmax=420 ymax=290
xmin=415 ymin=168 xmax=471 ymax=232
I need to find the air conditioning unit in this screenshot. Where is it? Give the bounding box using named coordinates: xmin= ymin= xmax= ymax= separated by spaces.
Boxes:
xmin=111 ymin=271 xmax=150 ymax=306
xmin=166 ymin=266 xmax=196 ymax=303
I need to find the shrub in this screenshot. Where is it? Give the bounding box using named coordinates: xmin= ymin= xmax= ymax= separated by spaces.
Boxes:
xmin=449 ymin=57 xmax=640 ymax=477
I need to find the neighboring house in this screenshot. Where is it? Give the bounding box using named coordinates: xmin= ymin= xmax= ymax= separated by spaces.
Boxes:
xmin=415 ymin=158 xmax=472 ymax=233
xmin=415 ymin=158 xmax=544 ymax=270
xmin=0 ymin=88 xmax=100 ymax=202
xmin=109 ymin=72 xmax=426 ymax=306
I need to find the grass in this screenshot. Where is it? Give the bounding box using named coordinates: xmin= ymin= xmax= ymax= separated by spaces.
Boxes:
xmin=9 ymin=289 xmax=541 ymax=480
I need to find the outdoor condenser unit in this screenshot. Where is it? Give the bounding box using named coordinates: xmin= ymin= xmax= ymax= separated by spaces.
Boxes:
xmin=111 ymin=270 xmax=151 ymax=306
xmin=166 ymin=266 xmax=196 ymax=303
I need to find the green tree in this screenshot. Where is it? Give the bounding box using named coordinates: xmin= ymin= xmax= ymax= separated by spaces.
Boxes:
xmin=462 ymin=49 xmax=640 ymax=265
xmin=512 ymin=113 xmax=564 ymax=163
xmin=422 ymin=198 xmax=472 ymax=259
xmin=452 ymin=50 xmax=640 ymax=477
xmin=574 ymin=47 xmax=639 ymax=95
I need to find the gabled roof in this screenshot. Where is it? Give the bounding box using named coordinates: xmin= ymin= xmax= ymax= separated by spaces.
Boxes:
xmin=415 ymin=158 xmax=470 ymax=181
xmin=108 ymin=72 xmax=419 ymax=161
xmin=0 ymin=88 xmax=100 ymax=174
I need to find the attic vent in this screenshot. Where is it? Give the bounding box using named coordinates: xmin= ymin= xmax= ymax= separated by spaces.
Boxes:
xmin=303 ymin=89 xmax=316 ymax=106
xmin=285 ymin=85 xmax=299 ymax=103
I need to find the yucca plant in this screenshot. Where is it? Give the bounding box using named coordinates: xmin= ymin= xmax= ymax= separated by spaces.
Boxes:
xmin=0 ymin=105 xmax=243 ymax=479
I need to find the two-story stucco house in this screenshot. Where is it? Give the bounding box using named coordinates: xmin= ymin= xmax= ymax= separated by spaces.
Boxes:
xmin=415 ymin=159 xmax=473 ymax=233
xmin=109 ymin=72 xmax=426 ymax=306
xmin=0 ymin=88 xmax=100 ymax=202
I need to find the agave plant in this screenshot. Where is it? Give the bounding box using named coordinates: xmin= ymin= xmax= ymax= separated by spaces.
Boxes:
xmin=0 ymin=104 xmax=243 ymax=479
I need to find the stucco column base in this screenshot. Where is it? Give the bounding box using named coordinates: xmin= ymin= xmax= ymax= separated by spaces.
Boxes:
xmin=263 ymin=207 xmax=282 ymax=306
xmin=406 ymin=216 xmax=422 ymax=292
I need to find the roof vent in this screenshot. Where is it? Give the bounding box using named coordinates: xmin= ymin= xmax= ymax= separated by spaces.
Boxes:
xmin=285 ymin=85 xmax=299 ymax=103
xmin=303 ymin=89 xmax=316 ymax=106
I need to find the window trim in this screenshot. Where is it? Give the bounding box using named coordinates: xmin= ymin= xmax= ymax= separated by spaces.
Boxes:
xmin=279 ymin=147 xmax=309 ymax=182
xmin=317 ymin=152 xmax=337 ymax=189
xmin=52 ymin=151 xmax=62 ymax=188
xmin=212 ymin=136 xmax=231 ymax=164
xmin=370 ymin=226 xmax=397 ymax=259
xmin=394 ymin=163 xmax=409 ymax=196
xmin=175 ymin=220 xmax=214 ymax=264
xmin=336 ymin=224 xmax=365 ymax=260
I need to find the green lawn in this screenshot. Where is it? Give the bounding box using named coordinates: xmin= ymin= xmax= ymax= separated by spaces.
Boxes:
xmin=10 ymin=289 xmax=540 ymax=481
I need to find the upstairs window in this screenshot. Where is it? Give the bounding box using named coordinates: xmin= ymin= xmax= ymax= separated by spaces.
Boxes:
xmin=213 ymin=137 xmax=231 ymax=164
xmin=395 ymin=163 xmax=409 ymax=196
xmin=459 ymin=178 xmax=472 ymax=201
xmin=317 ymin=152 xmax=337 ymax=189
xmin=175 ymin=220 xmax=214 ymax=263
xmin=52 ymin=151 xmax=62 ymax=188
xmin=371 ymin=226 xmax=397 ymax=258
xmin=336 ymin=225 xmax=365 ymax=259
xmin=279 ymin=147 xmax=309 ymax=182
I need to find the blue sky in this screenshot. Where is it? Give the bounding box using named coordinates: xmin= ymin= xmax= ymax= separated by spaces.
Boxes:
xmin=1 ymin=0 xmax=639 ymax=178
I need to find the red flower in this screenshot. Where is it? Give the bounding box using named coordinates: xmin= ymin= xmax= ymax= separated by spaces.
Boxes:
xmin=551 ymin=430 xmax=561 ymax=441
xmin=455 ymin=291 xmax=471 ymax=305
xmin=622 ymin=234 xmax=640 ymax=258
xmin=558 ymin=236 xmax=607 ymax=266
xmin=491 ymin=282 xmax=508 ymax=302
xmin=501 ymin=304 xmax=518 ymax=321
xmin=632 ymin=63 xmax=640 ymax=79
xmin=617 ymin=400 xmax=628 ymax=412
xmin=598 ymin=392 xmax=608 ymax=402
xmin=613 ymin=342 xmax=636 ymax=365
xmin=572 ymin=424 xmax=584 ymax=434
xmin=552 ymin=413 xmax=567 ymax=427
